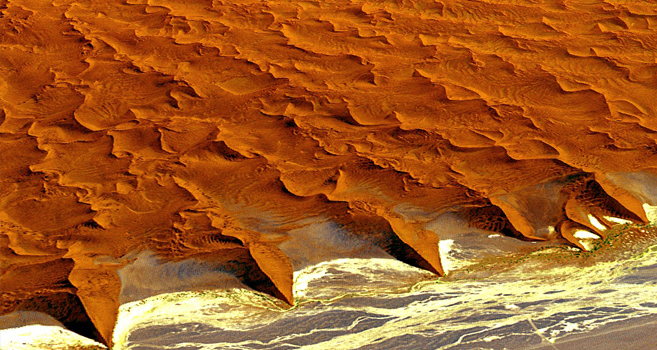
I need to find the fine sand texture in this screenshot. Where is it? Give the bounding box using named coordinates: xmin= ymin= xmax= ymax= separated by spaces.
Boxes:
xmin=1 ymin=0 xmax=657 ymax=347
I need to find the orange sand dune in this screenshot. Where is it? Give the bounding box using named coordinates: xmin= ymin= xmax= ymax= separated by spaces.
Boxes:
xmin=1 ymin=0 xmax=657 ymax=346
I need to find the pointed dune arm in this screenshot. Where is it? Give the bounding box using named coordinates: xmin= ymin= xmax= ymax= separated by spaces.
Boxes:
xmin=249 ymin=243 xmax=295 ymax=305
xmin=68 ymin=265 xmax=122 ymax=348
xmin=221 ymin=227 xmax=295 ymax=305
xmin=595 ymin=175 xmax=649 ymax=224
xmin=385 ymin=214 xmax=445 ymax=276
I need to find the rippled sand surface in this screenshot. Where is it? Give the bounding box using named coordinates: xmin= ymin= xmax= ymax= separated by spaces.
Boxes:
xmin=2 ymin=0 xmax=657 ymax=348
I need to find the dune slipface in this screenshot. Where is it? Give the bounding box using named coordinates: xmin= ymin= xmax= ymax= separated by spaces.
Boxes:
xmin=1 ymin=0 xmax=657 ymax=348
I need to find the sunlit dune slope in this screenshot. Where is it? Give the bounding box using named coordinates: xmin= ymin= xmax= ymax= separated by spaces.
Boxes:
xmin=1 ymin=0 xmax=657 ymax=346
